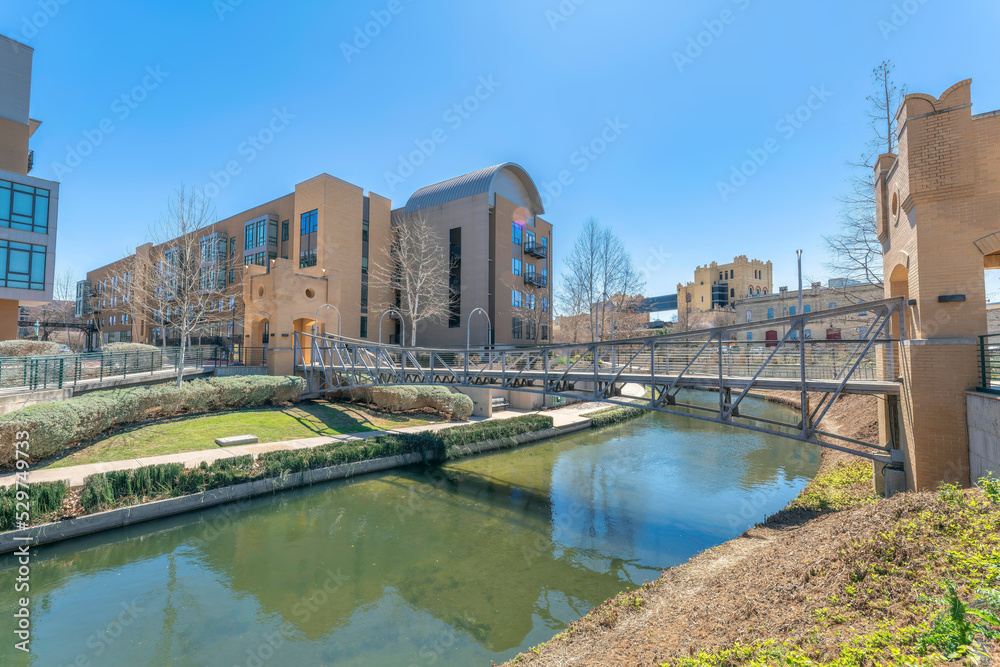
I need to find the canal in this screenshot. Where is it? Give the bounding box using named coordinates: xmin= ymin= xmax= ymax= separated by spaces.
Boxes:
xmin=0 ymin=394 xmax=818 ymax=666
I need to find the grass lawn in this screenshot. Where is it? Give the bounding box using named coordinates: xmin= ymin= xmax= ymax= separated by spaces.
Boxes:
xmin=43 ymin=401 xmax=441 ymax=469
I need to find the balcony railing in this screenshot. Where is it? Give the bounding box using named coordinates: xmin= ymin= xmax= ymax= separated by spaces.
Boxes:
xmin=27 ymin=150 xmax=34 ymax=174
xmin=979 ymin=334 xmax=1000 ymax=393
xmin=524 ymin=241 xmax=548 ymax=259
xmin=524 ymin=272 xmax=547 ymax=288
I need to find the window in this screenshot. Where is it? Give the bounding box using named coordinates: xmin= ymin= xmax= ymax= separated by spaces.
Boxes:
xmin=526 ymin=231 xmax=535 ymax=246
xmin=281 ymin=221 xmax=289 ymax=242
xmin=527 ymin=293 xmax=536 ymax=310
xmin=0 ymin=179 xmax=50 ymax=233
xmin=299 ymin=248 xmax=317 ymax=268
xmin=790 ymin=306 xmax=796 ymax=316
xmin=512 ymin=223 xmax=522 ymax=245
xmin=767 ymin=308 xmax=774 ymax=319
xmin=804 ymin=304 xmax=811 ymax=313
xmin=730 ymin=288 xmax=735 ymax=298
xmin=0 ymin=240 xmax=46 ymax=290
xmin=448 ymin=227 xmax=461 ymax=328
xmin=805 ymin=329 xmax=813 ymax=339
xmin=719 ymin=272 xmax=723 ymax=281
xmin=746 ymin=309 xmax=752 ymax=323
xmin=541 ymin=324 xmax=548 ymax=341
xmin=791 ymin=330 xmax=799 ymax=341
xmin=301 ymin=210 xmax=318 ymax=235
xmin=360 ymin=316 xmax=368 ymax=338
xmin=362 ymin=220 xmax=369 ymax=243
xmin=268 ymin=220 xmax=278 ymax=246
xmin=858 ymin=301 xmax=867 ymax=317
xmin=747 ymin=332 xmax=753 ymax=341
xmin=829 ymin=302 xmax=837 ymax=309
xmin=228 ymin=297 xmax=235 ymax=311
xmin=230 ymin=237 xmax=237 ymax=257
xmin=229 ymin=268 xmax=235 ymax=284
xmin=512 ymin=290 xmax=522 ymax=308
xmin=541 ymin=297 xmax=548 ymax=312
xmin=512 ymin=258 xmax=521 ymax=276
xmin=512 ymin=318 xmax=522 ymax=339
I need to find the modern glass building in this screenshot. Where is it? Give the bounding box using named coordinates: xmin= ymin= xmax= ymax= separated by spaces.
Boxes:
xmin=0 ymin=34 xmax=59 ymax=340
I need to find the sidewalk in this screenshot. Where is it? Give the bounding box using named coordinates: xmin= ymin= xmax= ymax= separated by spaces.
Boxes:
xmin=1 ymin=401 xmax=607 ymax=488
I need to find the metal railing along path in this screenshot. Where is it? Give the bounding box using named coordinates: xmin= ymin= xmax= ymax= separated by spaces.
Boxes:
xmin=0 ymin=346 xmax=216 ymax=394
xmin=294 ymin=298 xmax=907 ymax=462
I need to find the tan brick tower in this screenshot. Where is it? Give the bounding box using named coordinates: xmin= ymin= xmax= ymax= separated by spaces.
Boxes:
xmin=875 ymin=79 xmax=1000 ymax=490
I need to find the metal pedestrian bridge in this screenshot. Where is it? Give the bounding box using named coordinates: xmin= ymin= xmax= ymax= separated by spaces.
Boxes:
xmin=294 ymin=298 xmax=906 ymax=463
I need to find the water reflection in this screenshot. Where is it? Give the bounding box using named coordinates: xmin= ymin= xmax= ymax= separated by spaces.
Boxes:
xmin=0 ymin=395 xmax=817 ymax=666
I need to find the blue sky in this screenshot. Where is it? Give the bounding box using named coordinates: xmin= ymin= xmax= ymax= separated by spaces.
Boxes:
xmin=5 ymin=0 xmax=999 ymax=303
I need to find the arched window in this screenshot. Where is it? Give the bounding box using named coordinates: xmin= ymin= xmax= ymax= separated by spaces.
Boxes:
xmin=756 ymin=287 xmax=761 ymax=295
xmin=763 ymin=289 xmax=767 ymax=295
xmin=730 ymin=288 xmax=735 ymax=298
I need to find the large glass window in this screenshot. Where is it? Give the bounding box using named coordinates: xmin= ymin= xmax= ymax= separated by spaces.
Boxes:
xmin=281 ymin=221 xmax=289 ymax=242
xmin=0 ymin=180 xmax=50 ymax=233
xmin=301 ymin=210 xmax=318 ymax=235
xmin=0 ymin=240 xmax=46 ymax=290
xmin=268 ymin=220 xmax=278 ymax=246
xmin=300 ymin=248 xmax=317 ymax=268
xmin=512 ymin=258 xmax=521 ymax=276
xmin=512 ymin=223 xmax=522 ymax=245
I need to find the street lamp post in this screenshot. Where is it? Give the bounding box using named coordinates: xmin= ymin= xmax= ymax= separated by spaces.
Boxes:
xmin=466 ymin=307 xmax=491 ymax=350
xmin=379 ymin=309 xmax=405 ymax=347
xmin=313 ymin=303 xmax=342 ymax=337
xmin=466 ymin=307 xmax=491 ymax=377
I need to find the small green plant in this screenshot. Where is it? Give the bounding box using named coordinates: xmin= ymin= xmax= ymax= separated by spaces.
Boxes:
xmin=918 ymin=583 xmax=1000 ymax=659
xmin=937 ymin=482 xmax=967 ymax=507
xmin=978 ymin=472 xmax=1000 ymax=504
xmin=0 ymin=481 xmax=69 ymax=531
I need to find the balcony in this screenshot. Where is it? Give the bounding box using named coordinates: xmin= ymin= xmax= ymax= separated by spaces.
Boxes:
xmin=524 ymin=272 xmax=547 ymax=288
xmin=27 ymin=150 xmax=34 ymax=173
xmin=523 ymin=241 xmax=547 ymax=259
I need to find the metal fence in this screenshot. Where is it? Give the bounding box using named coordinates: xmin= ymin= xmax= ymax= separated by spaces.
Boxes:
xmin=0 ymin=346 xmax=217 ymax=393
xmin=980 ymin=334 xmax=1000 ymax=393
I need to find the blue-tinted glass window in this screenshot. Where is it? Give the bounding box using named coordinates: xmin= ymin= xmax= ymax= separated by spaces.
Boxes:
xmin=0 ymin=180 xmax=50 ymax=233
xmin=790 ymin=306 xmax=796 ymax=316
xmin=767 ymin=308 xmax=774 ymax=319
xmin=301 ymin=210 xmax=318 ymax=235
xmin=804 ymin=304 xmax=811 ymax=313
xmin=512 ymin=223 xmax=522 ymax=245
xmin=0 ymin=241 xmax=46 ymax=290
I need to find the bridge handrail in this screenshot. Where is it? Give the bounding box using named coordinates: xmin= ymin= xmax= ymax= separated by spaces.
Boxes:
xmin=295 ymin=297 xmax=905 ymax=353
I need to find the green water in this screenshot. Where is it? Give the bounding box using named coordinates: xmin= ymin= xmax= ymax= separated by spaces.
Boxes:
xmin=0 ymin=396 xmax=818 ymax=666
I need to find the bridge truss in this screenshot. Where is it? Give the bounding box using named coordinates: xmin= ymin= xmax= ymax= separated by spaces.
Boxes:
xmin=294 ymin=298 xmax=906 ymax=463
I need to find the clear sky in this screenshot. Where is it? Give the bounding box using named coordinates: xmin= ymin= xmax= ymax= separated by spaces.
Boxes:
xmin=5 ymin=0 xmax=999 ymax=303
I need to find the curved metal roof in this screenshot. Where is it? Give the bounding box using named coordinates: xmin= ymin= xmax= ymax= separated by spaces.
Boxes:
xmin=403 ymin=162 xmax=544 ymax=214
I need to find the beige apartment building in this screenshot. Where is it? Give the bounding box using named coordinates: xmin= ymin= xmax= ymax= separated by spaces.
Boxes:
xmin=80 ymin=163 xmax=554 ymax=370
xmin=676 ymin=255 xmax=773 ymax=313
xmin=0 ymin=34 xmax=59 ymax=340
xmin=736 ymin=280 xmax=884 ymax=343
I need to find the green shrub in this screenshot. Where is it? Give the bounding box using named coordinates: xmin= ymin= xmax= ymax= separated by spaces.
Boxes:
xmin=0 ymin=481 xmax=69 ymax=531
xmin=439 ymin=414 xmax=554 ymax=448
xmin=979 ymin=472 xmax=1000 ymax=504
xmin=103 ymin=342 xmax=161 ymax=353
xmin=347 ymin=385 xmax=473 ymax=420
xmin=0 ymin=376 xmax=306 ymax=469
xmin=585 ymin=405 xmax=647 ymax=429
xmin=0 ymin=340 xmax=71 ymax=357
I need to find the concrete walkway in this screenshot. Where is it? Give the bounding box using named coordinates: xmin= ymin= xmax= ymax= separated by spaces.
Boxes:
xmin=1 ymin=401 xmax=608 ymax=488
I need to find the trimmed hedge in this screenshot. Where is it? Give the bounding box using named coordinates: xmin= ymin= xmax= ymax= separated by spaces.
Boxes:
xmin=586 ymin=404 xmax=647 ymax=429
xmin=102 ymin=342 xmax=161 ymax=353
xmin=438 ymin=414 xmax=554 ymax=448
xmin=0 ymin=481 xmax=68 ymax=531
xmin=74 ymin=415 xmax=555 ymax=515
xmin=0 ymin=340 xmax=70 ymax=357
xmin=345 ymin=386 xmax=473 ymax=421
xmin=0 ymin=376 xmax=305 ymax=468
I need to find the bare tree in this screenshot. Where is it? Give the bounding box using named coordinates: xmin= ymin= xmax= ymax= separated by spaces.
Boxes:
xmin=824 ymin=61 xmax=905 ymax=288
xmin=559 ymin=217 xmax=645 ymax=341
xmin=133 ymin=187 xmax=234 ymax=385
xmin=371 ymin=212 xmax=450 ymax=347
